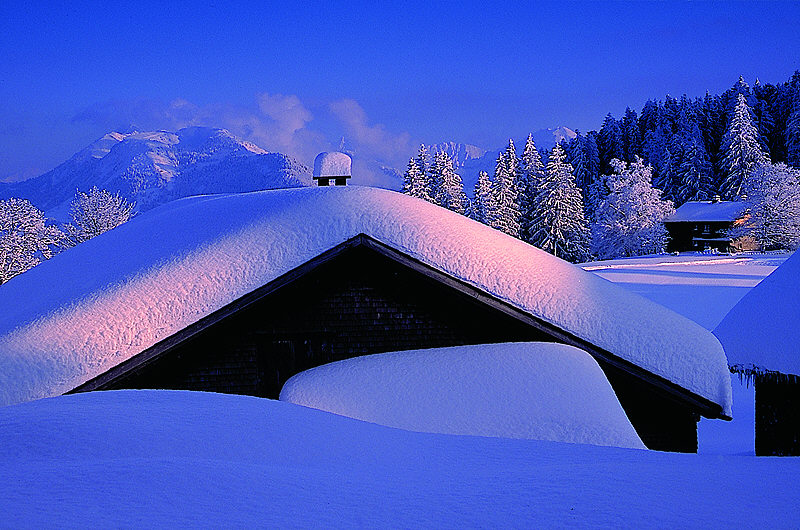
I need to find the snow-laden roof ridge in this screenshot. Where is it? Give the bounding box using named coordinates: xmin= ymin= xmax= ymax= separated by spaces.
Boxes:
xmin=665 ymin=201 xmax=750 ymax=223
xmin=0 ymin=186 xmax=732 ymax=413
xmin=714 ymin=249 xmax=800 ymax=376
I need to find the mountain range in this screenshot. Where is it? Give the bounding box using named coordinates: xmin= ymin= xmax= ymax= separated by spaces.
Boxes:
xmin=0 ymin=127 xmax=312 ymax=219
xmin=1 ymin=126 xmax=576 ymax=217
xmin=430 ymin=127 xmax=577 ymax=192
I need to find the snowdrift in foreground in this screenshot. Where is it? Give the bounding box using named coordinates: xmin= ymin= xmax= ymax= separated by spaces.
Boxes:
xmin=0 ymin=186 xmax=730 ymax=413
xmin=281 ymin=342 xmax=645 ymax=449
xmin=0 ymin=391 xmax=797 ymax=527
xmin=715 ymin=250 xmax=800 ymax=376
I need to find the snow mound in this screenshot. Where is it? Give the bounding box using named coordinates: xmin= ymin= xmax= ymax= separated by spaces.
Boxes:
xmin=280 ymin=342 xmax=646 ymax=449
xmin=714 ymin=250 xmax=800 ymax=376
xmin=1 ymin=390 xmax=797 ymax=527
xmin=0 ymin=186 xmax=731 ymax=413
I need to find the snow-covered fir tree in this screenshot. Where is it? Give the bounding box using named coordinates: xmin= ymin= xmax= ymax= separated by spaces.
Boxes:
xmin=529 ymin=144 xmax=590 ymax=262
xmin=489 ymin=140 xmax=522 ymax=238
xmin=0 ymin=198 xmax=64 ymax=284
xmin=733 ymin=162 xmax=800 ymax=250
xmin=402 ymin=157 xmax=433 ymax=202
xmin=720 ymin=93 xmax=770 ymax=199
xmin=63 ymin=187 xmax=135 ymax=247
xmin=431 ymin=150 xmax=467 ymax=214
xmin=471 ymin=170 xmax=494 ymax=225
xmin=675 ymin=131 xmax=714 ymax=204
xmin=670 ymin=109 xmax=713 ymax=205
xmin=591 ymin=157 xmax=674 ymax=259
xmin=598 ymin=113 xmax=623 ymax=173
xmin=621 ymin=107 xmax=641 ymax=162
xmin=518 ymin=134 xmax=545 ymax=241
xmin=415 ymin=144 xmax=436 ymax=201
xmin=403 ymin=146 xmax=436 ymax=203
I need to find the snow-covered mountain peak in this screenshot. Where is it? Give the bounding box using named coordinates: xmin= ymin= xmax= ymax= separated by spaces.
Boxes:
xmin=429 ymin=142 xmax=486 ymax=167
xmin=0 ymin=126 xmax=311 ymax=218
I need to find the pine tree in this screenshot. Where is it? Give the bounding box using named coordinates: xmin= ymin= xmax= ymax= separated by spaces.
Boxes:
xmin=489 ymin=140 xmax=522 ymax=237
xmin=431 ymin=150 xmax=467 ymax=214
xmin=591 ymin=157 xmax=674 ymax=259
xmin=621 ymin=107 xmax=641 ymax=162
xmin=720 ymin=93 xmax=770 ymax=199
xmin=598 ymin=113 xmax=623 ymax=173
xmin=519 ymin=134 xmax=544 ymax=242
xmin=529 ymin=144 xmax=590 ymax=262
xmin=402 ymin=157 xmax=433 ymax=202
xmin=472 ymin=170 xmax=494 ymax=225
xmin=675 ymin=129 xmax=714 ymax=204
xmin=415 ymin=144 xmax=435 ymax=202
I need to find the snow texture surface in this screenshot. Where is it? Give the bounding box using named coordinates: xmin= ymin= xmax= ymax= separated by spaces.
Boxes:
xmin=313 ymin=151 xmax=352 ymax=177
xmin=0 ymin=186 xmax=731 ymax=413
xmin=280 ymin=342 xmax=646 ymax=449
xmin=1 ymin=390 xmax=797 ymax=527
xmin=714 ymin=250 xmax=800 ymax=376
xmin=665 ymin=200 xmax=749 ymax=223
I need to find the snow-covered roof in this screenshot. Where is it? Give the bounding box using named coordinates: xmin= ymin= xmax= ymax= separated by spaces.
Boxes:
xmin=0 ymin=186 xmax=731 ymax=414
xmin=313 ymin=151 xmax=351 ymax=177
xmin=714 ymin=250 xmax=800 ymax=377
xmin=280 ymin=342 xmax=646 ymax=449
xmin=665 ymin=201 xmax=749 ymax=223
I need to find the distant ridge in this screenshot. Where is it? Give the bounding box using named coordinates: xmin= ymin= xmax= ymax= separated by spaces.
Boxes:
xmin=427 ymin=127 xmax=577 ymax=193
xmin=0 ymin=127 xmax=312 ymax=219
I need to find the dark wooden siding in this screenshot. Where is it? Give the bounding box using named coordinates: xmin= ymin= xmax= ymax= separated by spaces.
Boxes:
xmin=755 ymin=378 xmax=800 ymax=456
xmin=80 ymin=243 xmax=701 ymax=453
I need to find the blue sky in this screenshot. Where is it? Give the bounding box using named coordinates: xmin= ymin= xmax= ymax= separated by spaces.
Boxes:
xmin=1 ymin=1 xmax=799 ymax=181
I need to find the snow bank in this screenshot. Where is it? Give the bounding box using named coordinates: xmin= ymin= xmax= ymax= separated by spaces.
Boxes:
xmin=280 ymin=342 xmax=645 ymax=449
xmin=714 ymin=250 xmax=800 ymax=376
xmin=0 ymin=391 xmax=797 ymax=527
xmin=0 ymin=186 xmax=731 ymax=413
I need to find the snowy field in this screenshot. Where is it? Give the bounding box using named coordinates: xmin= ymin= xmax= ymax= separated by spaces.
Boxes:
xmin=583 ymin=252 xmax=789 ymax=455
xmin=2 ymin=390 xmax=799 ymax=528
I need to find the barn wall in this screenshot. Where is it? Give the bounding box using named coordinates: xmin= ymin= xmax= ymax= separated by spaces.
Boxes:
xmin=755 ymin=378 xmax=800 ymax=456
xmin=96 ymin=245 xmax=701 ymax=452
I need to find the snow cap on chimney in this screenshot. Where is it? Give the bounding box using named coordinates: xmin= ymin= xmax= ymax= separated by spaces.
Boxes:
xmin=313 ymin=152 xmax=352 ymax=186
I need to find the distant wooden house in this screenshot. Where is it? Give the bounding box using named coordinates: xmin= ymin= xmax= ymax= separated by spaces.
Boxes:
xmin=715 ymin=250 xmax=800 ymax=456
xmin=664 ymin=198 xmax=757 ymax=253
xmin=0 ymin=187 xmax=733 ymax=453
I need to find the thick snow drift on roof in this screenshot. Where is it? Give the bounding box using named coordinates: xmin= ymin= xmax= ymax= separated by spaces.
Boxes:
xmin=280 ymin=342 xmax=645 ymax=449
xmin=714 ymin=250 xmax=800 ymax=376
xmin=0 ymin=186 xmax=731 ymax=413
xmin=313 ymin=151 xmax=351 ymax=177
xmin=665 ymin=201 xmax=749 ymax=223
xmin=2 ymin=391 xmax=798 ymax=527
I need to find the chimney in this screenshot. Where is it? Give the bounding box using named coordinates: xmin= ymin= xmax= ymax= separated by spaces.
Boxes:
xmin=712 ymin=195 xmax=721 ymax=203
xmin=313 ymin=152 xmax=352 ymax=186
